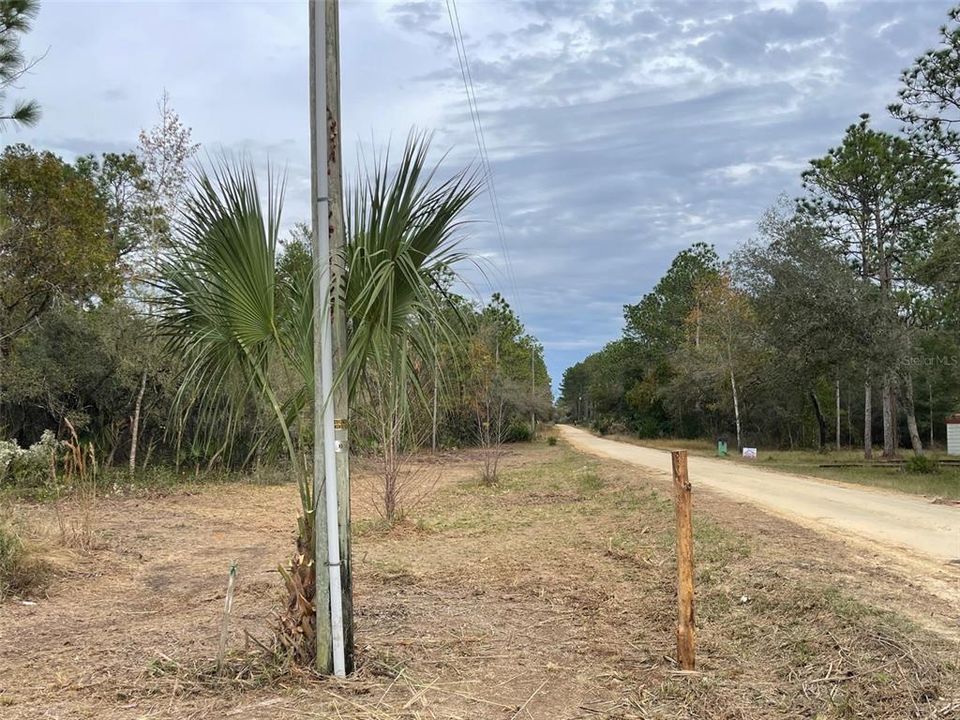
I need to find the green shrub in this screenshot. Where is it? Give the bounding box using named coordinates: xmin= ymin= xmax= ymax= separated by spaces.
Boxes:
xmin=547 ymin=436 xmax=558 ymax=446
xmin=904 ymin=454 xmax=939 ymax=474
xmin=590 ymin=417 xmax=610 ymax=435
xmin=504 ymin=422 xmax=533 ymax=443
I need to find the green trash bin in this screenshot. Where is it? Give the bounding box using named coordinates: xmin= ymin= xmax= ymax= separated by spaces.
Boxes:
xmin=717 ymin=439 xmax=728 ymax=457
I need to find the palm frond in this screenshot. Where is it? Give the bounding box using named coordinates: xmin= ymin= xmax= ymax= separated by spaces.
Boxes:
xmin=155 ymin=157 xmax=310 ymax=511
xmin=343 ymin=131 xmax=482 ymax=398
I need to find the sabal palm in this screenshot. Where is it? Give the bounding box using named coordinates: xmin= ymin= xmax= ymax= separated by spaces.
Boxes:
xmin=156 ymin=134 xmax=480 ymax=663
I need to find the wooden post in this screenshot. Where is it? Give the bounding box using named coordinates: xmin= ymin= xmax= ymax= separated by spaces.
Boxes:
xmin=672 ymin=450 xmax=696 ymax=670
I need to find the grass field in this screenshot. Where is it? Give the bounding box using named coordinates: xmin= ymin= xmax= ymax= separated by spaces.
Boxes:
xmin=0 ymin=438 xmax=957 ymax=718
xmin=621 ymin=436 xmax=960 ymax=500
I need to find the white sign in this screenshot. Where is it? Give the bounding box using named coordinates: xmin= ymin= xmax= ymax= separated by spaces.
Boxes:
xmin=742 ymin=447 xmax=757 ymax=459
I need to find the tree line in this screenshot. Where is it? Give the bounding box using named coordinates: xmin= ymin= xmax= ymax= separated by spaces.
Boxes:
xmin=559 ymin=6 xmax=960 ymax=458
xmin=0 ymin=131 xmax=551 ymax=480
xmin=0 ymin=106 xmax=550 ymax=488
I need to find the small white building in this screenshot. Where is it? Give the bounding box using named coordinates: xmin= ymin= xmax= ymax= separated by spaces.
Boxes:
xmin=948 ymin=414 xmax=960 ymax=456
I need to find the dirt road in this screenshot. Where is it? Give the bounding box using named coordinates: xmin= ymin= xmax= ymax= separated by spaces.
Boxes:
xmin=560 ymin=425 xmax=960 ymax=567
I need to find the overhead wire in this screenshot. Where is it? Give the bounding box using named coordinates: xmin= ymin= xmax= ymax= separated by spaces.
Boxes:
xmin=444 ymin=0 xmax=525 ymax=318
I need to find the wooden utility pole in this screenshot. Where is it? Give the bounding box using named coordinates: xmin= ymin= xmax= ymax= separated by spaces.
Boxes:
xmin=308 ymin=0 xmax=332 ymax=674
xmin=672 ymin=450 xmax=696 ymax=671
xmin=309 ymin=0 xmax=347 ymax=677
xmin=324 ymin=0 xmax=354 ymax=674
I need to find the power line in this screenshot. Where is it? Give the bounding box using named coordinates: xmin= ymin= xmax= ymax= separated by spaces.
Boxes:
xmin=444 ymin=0 xmax=524 ymax=318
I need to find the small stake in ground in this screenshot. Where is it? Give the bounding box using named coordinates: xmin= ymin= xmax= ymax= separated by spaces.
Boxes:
xmin=217 ymin=560 xmax=238 ymax=675
xmin=672 ymin=450 xmax=696 ymax=670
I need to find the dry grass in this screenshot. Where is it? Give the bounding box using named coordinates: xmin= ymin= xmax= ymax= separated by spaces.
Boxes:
xmin=0 ymin=438 xmax=957 ymax=719
xmin=0 ymin=506 xmax=51 ymax=599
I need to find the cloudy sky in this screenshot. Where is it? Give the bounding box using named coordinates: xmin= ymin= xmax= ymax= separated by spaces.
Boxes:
xmin=10 ymin=0 xmax=956 ymax=391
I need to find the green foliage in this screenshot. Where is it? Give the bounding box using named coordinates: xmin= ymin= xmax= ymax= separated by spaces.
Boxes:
xmin=0 ymin=0 xmax=40 ymax=128
xmin=563 ymin=207 xmax=960 ymax=451
xmin=623 ymin=242 xmax=721 ymax=352
xmin=563 ymin=36 xmax=960 ymax=452
xmin=798 ymin=115 xmax=959 ymax=293
xmin=156 ymin=157 xmax=308 ymax=509
xmin=0 ymin=145 xmax=120 ymax=346
xmin=561 ymin=244 xmax=721 ymax=438
xmin=904 ymin=454 xmax=939 ymax=475
xmin=547 ymin=435 xmax=557 ymax=446
xmin=418 ymin=289 xmax=551 ymax=454
xmin=0 ymin=430 xmax=60 ymax=490
xmin=504 ymin=421 xmax=532 ymax=443
xmin=891 ymin=5 xmax=960 ymax=164
xmin=75 ymin=152 xmax=157 ymax=264
xmin=345 ymin=133 xmax=481 ymax=400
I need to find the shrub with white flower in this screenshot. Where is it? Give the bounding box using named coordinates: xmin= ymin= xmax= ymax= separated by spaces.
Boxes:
xmin=0 ymin=440 xmax=21 ymax=482
xmin=0 ymin=431 xmax=65 ymax=488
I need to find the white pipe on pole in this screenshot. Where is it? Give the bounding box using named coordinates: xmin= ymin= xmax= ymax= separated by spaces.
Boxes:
xmin=309 ymin=0 xmax=346 ymax=678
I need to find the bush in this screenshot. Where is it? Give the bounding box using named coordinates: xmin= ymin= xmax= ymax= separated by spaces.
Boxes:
xmin=504 ymin=422 xmax=533 ymax=443
xmin=0 ymin=430 xmax=63 ymax=491
xmin=547 ymin=436 xmax=557 ymax=446
xmin=904 ymin=454 xmax=939 ymax=474
xmin=590 ymin=417 xmax=628 ymax=436
xmin=590 ymin=417 xmax=611 ymax=435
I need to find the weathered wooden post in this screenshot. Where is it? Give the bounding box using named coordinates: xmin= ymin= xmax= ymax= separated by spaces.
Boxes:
xmin=671 ymin=450 xmax=696 ymax=670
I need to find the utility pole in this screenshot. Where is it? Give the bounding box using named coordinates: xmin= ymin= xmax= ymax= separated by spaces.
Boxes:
xmin=324 ymin=0 xmax=354 ymax=674
xmin=309 ymin=0 xmax=346 ymax=677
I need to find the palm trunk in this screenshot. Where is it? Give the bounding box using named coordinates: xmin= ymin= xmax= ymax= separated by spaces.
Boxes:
xmin=252 ymin=362 xmax=315 ymax=667
xmin=129 ymin=370 xmax=147 ymax=474
xmin=864 ymin=381 xmax=873 ymax=460
xmin=902 ymin=372 xmax=923 ymax=455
